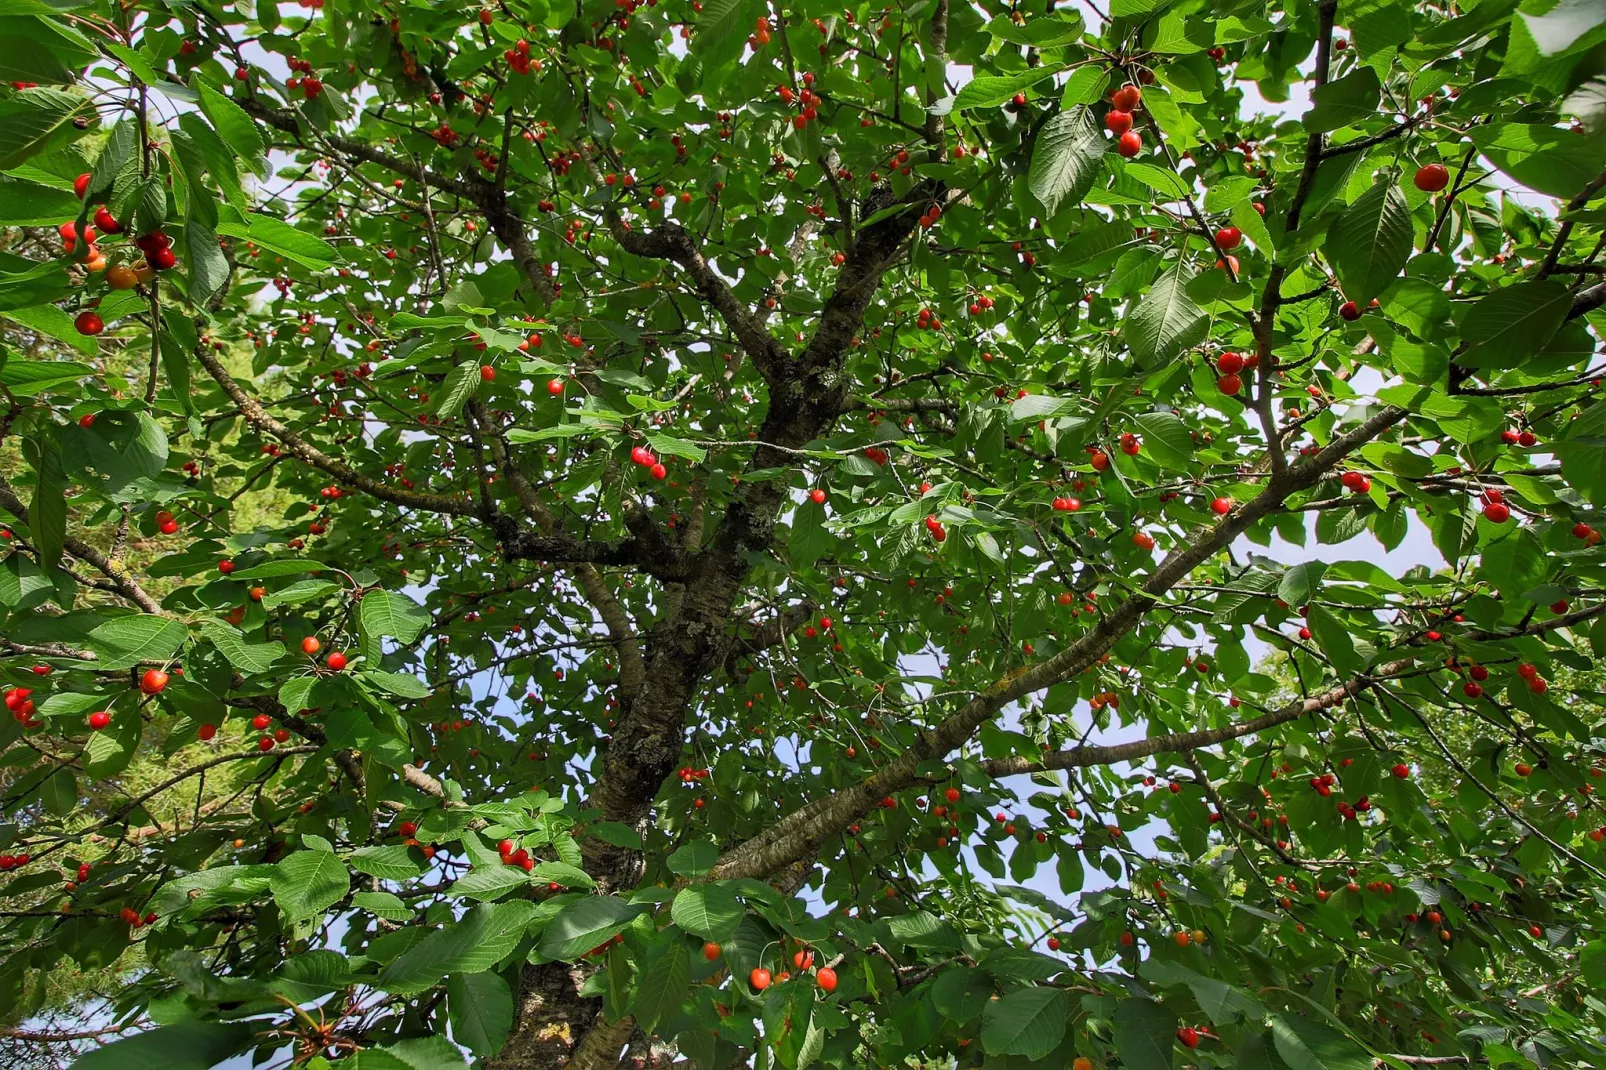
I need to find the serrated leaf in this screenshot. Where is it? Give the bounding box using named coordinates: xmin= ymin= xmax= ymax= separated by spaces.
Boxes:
xmin=1027 ymin=106 xmax=1105 ymax=216
xmin=379 ymin=901 xmax=540 ymax=995
xmin=359 ymin=590 xmax=430 ymax=644
xmin=1126 ymin=264 xmax=1207 ymax=366
xmin=1326 ymin=179 xmax=1413 ymax=304
xmin=349 ymin=845 xmax=427 ymax=881
xmin=537 ymin=897 xmax=647 ymax=961
xmin=980 ymin=986 xmax=1068 ymax=1060
xmin=199 ymin=621 xmax=285 ymax=673
xmin=0 ymin=88 xmax=95 ymax=170
xmin=1132 ymin=411 xmax=1194 ymax=469
xmin=436 ymin=360 xmax=481 ymax=418
xmin=666 ymin=841 xmax=719 ymax=878
xmin=671 ymin=882 xmax=743 ymax=942
xmin=1459 ymin=280 xmax=1572 ymax=368
xmin=194 ymin=77 xmax=266 ymax=176
xmin=1113 ymin=997 xmax=1177 ymax=1070
xmin=633 ymin=937 xmax=691 ymax=1034
xmin=448 ymin=971 xmax=513 ymax=1058
xmin=269 ymin=850 xmax=349 ymax=921
xmin=952 ymin=64 xmax=1071 ymax=110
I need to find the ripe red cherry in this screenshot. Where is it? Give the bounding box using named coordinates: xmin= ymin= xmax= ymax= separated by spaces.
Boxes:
xmin=1117 ymin=130 xmax=1143 ymax=157
xmin=73 ymin=172 xmax=91 ymax=198
xmin=547 ymin=378 xmax=564 ymax=395
xmin=398 ymin=821 xmax=417 ymax=837
xmin=480 ymin=365 xmax=496 ymax=381
xmin=810 ymin=488 xmax=827 ymax=504
xmin=650 ymin=463 xmax=668 ymax=480
xmin=816 ymin=966 xmax=837 ymax=992
xmin=94 ymin=207 xmax=122 ymax=235
xmin=74 ymin=311 xmax=104 ymax=336
xmin=945 ymin=787 xmax=960 ymax=803
xmin=1218 ymin=373 xmax=1242 ymax=394
xmin=1217 ymin=351 xmax=1244 ymax=374
xmin=301 ymin=636 xmax=322 ymax=655
xmin=1339 ymin=301 xmax=1361 ymax=321
xmin=139 ymin=669 xmax=169 ymax=694
xmin=1210 ymin=497 xmax=1232 ymax=515
xmin=326 ymin=651 xmax=348 ymax=671
xmin=1414 ymin=163 xmax=1449 ymax=193
xmin=251 ymin=713 xmax=271 ymax=730
xmin=198 ymin=723 xmax=217 ymax=741
xmin=1112 ymin=84 xmax=1141 ymax=111
xmin=1178 ymin=1026 xmax=1200 ymax=1049
xmin=87 ymin=710 xmax=111 ymax=730
xmin=1515 ymin=763 xmax=1532 ymax=777
xmin=703 ymin=941 xmax=721 ymax=960
xmin=750 ymin=967 xmax=772 ymax=991
xmin=1483 ymin=501 xmax=1510 ymax=524
xmin=1551 ymin=599 xmax=1570 ymax=614
xmin=1105 ymin=109 xmax=1133 ymax=136
xmin=218 ymin=560 xmax=235 ymax=573
xmin=1047 ymin=935 xmax=1061 ymax=951
xmin=1391 ymin=763 xmax=1411 ymax=779
xmin=478 ymin=7 xmax=493 ymax=22
xmin=1214 ymin=226 xmax=1242 ymax=250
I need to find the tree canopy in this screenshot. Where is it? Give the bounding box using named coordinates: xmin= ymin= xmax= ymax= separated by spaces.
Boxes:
xmin=4 ymin=0 xmax=1606 ymax=1066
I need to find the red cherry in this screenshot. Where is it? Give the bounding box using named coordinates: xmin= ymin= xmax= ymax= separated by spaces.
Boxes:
xmin=94 ymin=207 xmax=122 ymax=235
xmin=480 ymin=365 xmax=496 ymax=381
xmin=650 ymin=463 xmax=668 ymax=480
xmin=87 ymin=710 xmax=111 ymax=730
xmin=1217 ymin=373 xmax=1242 ymax=394
xmin=326 ymin=651 xmax=348 ymax=671
xmin=810 ymin=488 xmax=827 ymax=504
xmin=74 ymin=311 xmax=104 ymax=336
xmin=1105 ymin=109 xmax=1133 ymax=136
xmin=1391 ymin=763 xmax=1411 ymax=779
xmin=198 ymin=723 xmax=217 ymax=741
xmin=1210 ymin=497 xmax=1232 ymax=515
xmin=1111 ymin=84 xmax=1141 ymax=111
xmin=1414 ymin=163 xmax=1449 ymax=193
xmin=139 ymin=669 xmax=169 ymax=694
xmin=73 ymin=172 xmax=91 ymax=198
xmin=1117 ymin=130 xmax=1142 ymax=157
xmin=1483 ymin=501 xmax=1510 ymax=524
xmin=1214 ymin=226 xmax=1242 ymax=250
xmin=398 ymin=821 xmax=417 ymax=836
xmin=251 ymin=714 xmax=271 ymax=730
xmin=547 ymin=378 xmax=564 ymax=395
xmin=301 ymin=636 xmax=322 ymax=655
xmin=258 ymin=736 xmax=275 ymax=751
xmin=1552 ymin=599 xmax=1570 ymax=614
xmin=218 ymin=560 xmax=235 ymax=573
xmin=1339 ymin=301 xmax=1361 ymax=321
xmin=1178 ymin=1027 xmax=1200 ymax=1049
xmin=816 ymin=966 xmax=837 ymax=992
xmin=704 ymin=941 xmax=721 ymax=960
xmin=1217 ymin=352 xmax=1245 ymax=375
xmin=750 ymin=967 xmax=772 ymax=991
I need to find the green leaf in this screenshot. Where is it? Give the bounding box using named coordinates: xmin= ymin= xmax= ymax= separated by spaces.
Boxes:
xmin=0 ymin=177 xmax=79 ymax=226
xmin=26 ymin=431 xmax=65 ymax=571
xmin=1126 ymin=263 xmax=1207 ymax=366
xmin=1140 ymin=959 xmax=1267 ymax=1026
xmin=931 ymin=967 xmax=995 ymax=1023
xmin=448 ymin=970 xmax=513 ymax=1059
xmin=269 ymin=849 xmax=349 ymax=921
xmin=1113 ymin=997 xmax=1178 ymax=1070
xmin=980 ymin=986 xmax=1068 ymax=1060
xmin=84 ymin=615 xmax=186 ymax=671
xmin=68 ymin=1021 xmax=255 ymax=1070
xmin=360 ymin=590 xmax=430 ymax=644
xmin=666 ymin=841 xmax=720 ymax=878
xmin=362 ymin=670 xmax=432 ymax=699
xmin=986 ymin=13 xmax=1085 ymax=48
xmin=0 ymin=87 xmax=95 ymax=170
xmin=41 ymin=768 xmax=75 ymax=816
xmin=379 ymin=901 xmax=540 ymax=995
xmin=646 ymin=431 xmax=708 ymax=463
xmin=1458 ymin=280 xmax=1572 ymax=368
xmin=1132 ymin=411 xmax=1194 ymax=469
xmin=1278 ymin=561 xmax=1326 ymax=607
xmin=194 ymin=78 xmax=266 ymax=176
xmin=691 ymin=0 xmax=756 ymax=55
xmin=85 ymin=119 xmax=135 ymax=205
xmin=1469 ymin=124 xmax=1606 ymax=199
xmin=1269 ymin=1014 xmax=1371 ymax=1070
xmin=1326 ymin=179 xmax=1413 ymax=304
xmin=199 ymin=621 xmax=285 ymax=673
xmin=1027 ymin=106 xmax=1105 ymax=216
xmin=952 ymin=64 xmax=1071 ymax=111
xmin=436 ymin=360 xmax=481 ymax=418
xmin=450 ymin=863 xmax=531 ymax=901
xmin=353 ymin=891 xmax=413 ymax=921
xmin=537 ymin=896 xmax=647 ymax=961
xmin=633 ymin=937 xmax=691 ymax=1034
xmin=0 ymin=356 xmax=93 ymax=395
xmin=216 ymin=211 xmax=339 ymax=270
xmin=350 ymin=845 xmax=428 ymax=881
xmin=670 ymin=882 xmax=744 ymax=942
xmin=1303 ymin=66 xmax=1382 ymax=132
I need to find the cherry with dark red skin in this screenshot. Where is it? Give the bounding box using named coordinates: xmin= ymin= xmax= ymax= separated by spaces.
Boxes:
xmin=1117 ymin=130 xmax=1143 ymax=158
xmin=1339 ymin=301 xmax=1361 ymax=321
xmin=1178 ymin=1026 xmax=1200 ymax=1049
xmin=1112 ymin=84 xmax=1142 ymax=111
xmin=1414 ymin=163 xmax=1450 ymax=192
xmin=1210 ymin=497 xmax=1232 ymax=515
xmin=809 ymin=488 xmax=827 ymax=504
xmin=75 ymin=311 xmax=104 ymax=336
xmin=703 ymin=941 xmax=721 ymax=960
xmin=140 ymin=669 xmax=169 ymax=694
xmin=74 ymin=172 xmax=91 ymax=198
xmin=218 ymin=560 xmax=235 ymax=574
xmin=87 ymin=710 xmax=111 ymax=730
xmin=547 ymin=378 xmax=564 ymax=395
xmin=198 ymin=723 xmax=217 ymax=741
xmin=1214 ymin=226 xmax=1242 ymax=250
xmin=326 ymin=651 xmax=348 ymax=671
xmin=1105 ymin=110 xmax=1133 ymax=136
xmin=94 ymin=207 xmax=122 ymax=235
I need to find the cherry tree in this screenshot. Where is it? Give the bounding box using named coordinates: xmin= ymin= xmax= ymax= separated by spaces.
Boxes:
xmin=3 ymin=0 xmax=1606 ymax=1067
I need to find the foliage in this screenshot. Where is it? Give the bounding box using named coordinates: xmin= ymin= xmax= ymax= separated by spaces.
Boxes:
xmin=1 ymin=0 xmax=1606 ymax=1067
